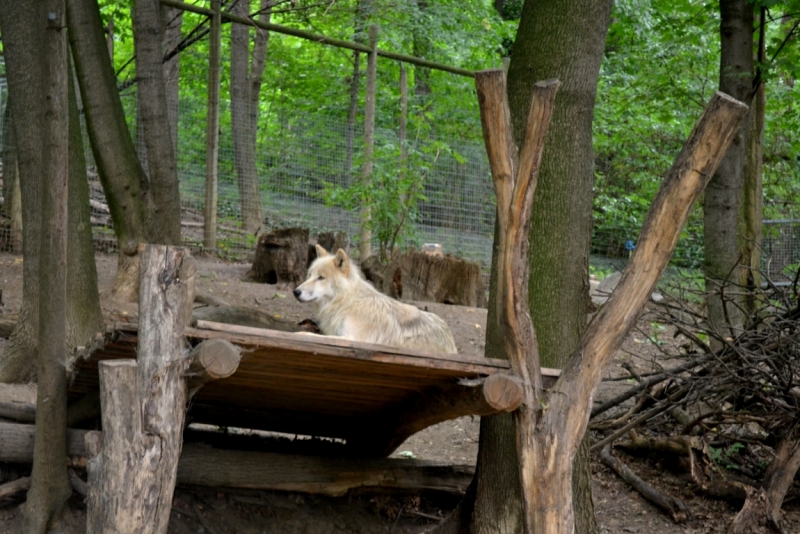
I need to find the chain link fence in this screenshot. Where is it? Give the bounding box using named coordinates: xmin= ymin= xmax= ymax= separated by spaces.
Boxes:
xmin=0 ymin=83 xmax=798 ymax=285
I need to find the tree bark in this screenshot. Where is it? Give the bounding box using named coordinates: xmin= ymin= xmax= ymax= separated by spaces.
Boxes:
xmin=359 ymin=25 xmax=378 ymax=261
xmin=1 ymin=101 xmax=22 ymax=254
xmin=24 ymin=3 xmax=73 ymax=531
xmin=458 ymin=2 xmax=613 ymax=533
xmin=0 ymin=0 xmax=103 ymax=383
xmin=704 ymin=0 xmax=755 ymax=344
xmin=230 ymin=0 xmax=270 ymax=233
xmin=204 ymin=0 xmax=221 ymax=250
xmin=133 ymin=0 xmax=182 ymax=246
xmin=87 ymin=245 xmax=193 ymax=533
xmin=67 ymin=0 xmax=150 ymax=302
xmin=739 ymin=6 xmax=765 ymax=319
xmin=161 ymin=5 xmax=183 ymax=154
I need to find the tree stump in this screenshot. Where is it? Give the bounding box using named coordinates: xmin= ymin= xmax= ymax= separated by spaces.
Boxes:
xmin=244 ymin=227 xmax=309 ymax=287
xmin=362 ymin=247 xmax=487 ymax=307
xmin=307 ymin=231 xmax=348 ymax=266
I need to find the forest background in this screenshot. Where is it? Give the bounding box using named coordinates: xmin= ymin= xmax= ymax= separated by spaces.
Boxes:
xmin=1 ymin=0 xmax=799 ymax=277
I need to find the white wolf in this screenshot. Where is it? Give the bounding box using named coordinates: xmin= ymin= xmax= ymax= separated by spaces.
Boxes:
xmin=293 ymin=245 xmax=458 ymax=354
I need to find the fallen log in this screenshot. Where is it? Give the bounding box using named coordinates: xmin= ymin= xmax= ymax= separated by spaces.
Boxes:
xmin=0 ymin=422 xmax=474 ymax=497
xmin=0 ymin=476 xmax=30 ymax=500
xmin=191 ymin=305 xmax=302 ymax=332
xmin=600 ymin=444 xmax=691 ymax=523
xmin=186 ymin=338 xmax=242 ymax=397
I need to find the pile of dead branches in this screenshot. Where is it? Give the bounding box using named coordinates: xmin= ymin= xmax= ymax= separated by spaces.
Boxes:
xmin=591 ymin=272 xmax=800 ymax=533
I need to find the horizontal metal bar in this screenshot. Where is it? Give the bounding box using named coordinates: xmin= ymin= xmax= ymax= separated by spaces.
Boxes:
xmin=159 ymin=0 xmax=475 ymax=77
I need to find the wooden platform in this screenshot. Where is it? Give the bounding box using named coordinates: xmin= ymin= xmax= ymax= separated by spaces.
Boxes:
xmin=70 ymin=321 xmax=559 ymax=457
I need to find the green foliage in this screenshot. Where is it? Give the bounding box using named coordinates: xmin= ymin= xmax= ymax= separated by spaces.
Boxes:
xmin=708 ymin=442 xmax=745 ymax=471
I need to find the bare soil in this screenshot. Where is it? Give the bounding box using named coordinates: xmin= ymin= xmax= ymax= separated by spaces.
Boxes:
xmin=0 ymin=251 xmax=798 ymax=533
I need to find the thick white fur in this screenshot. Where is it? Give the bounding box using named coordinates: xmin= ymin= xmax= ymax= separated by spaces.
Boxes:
xmin=294 ymin=245 xmax=458 ymax=354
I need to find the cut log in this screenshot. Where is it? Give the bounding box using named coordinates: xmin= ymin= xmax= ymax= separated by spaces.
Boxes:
xmin=191 ymin=305 xmax=302 ymax=332
xmin=177 ymin=443 xmax=474 ymax=497
xmin=308 ymin=231 xmax=348 ymax=265
xmin=187 ymin=338 xmax=242 ymax=397
xmin=0 ymin=422 xmax=473 ymax=497
xmin=87 ymin=245 xmax=192 ymax=533
xmin=362 ymin=248 xmax=486 ymax=307
xmin=0 ymin=314 xmax=17 ymax=338
xmin=0 ymin=476 xmax=30 ymax=500
xmin=244 ymin=227 xmax=309 ymax=287
xmin=352 ymin=373 xmax=526 ymax=456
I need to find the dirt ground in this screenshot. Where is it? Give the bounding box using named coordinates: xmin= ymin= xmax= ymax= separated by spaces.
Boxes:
xmin=0 ymin=251 xmax=798 ymax=533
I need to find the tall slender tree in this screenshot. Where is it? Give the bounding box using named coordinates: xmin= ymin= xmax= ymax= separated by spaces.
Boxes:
xmin=230 ymin=0 xmax=272 ymax=233
xmin=0 ymin=0 xmax=103 ymax=383
xmin=67 ymin=0 xmax=151 ymax=302
xmin=133 ymin=0 xmax=182 ymax=245
xmin=704 ymin=0 xmax=755 ymax=342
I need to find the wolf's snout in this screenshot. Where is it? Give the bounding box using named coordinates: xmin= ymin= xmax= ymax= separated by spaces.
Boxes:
xmin=293 ymin=288 xmax=302 ymax=299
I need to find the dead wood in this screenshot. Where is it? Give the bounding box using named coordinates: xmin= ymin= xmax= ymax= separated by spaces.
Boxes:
xmin=0 ymin=422 xmax=474 ymax=497
xmin=475 ymin=68 xmax=746 ymax=532
xmin=244 ymin=227 xmax=309 ymax=287
xmin=619 ymin=431 xmax=701 ymax=456
xmin=0 ymin=476 xmax=30 ymax=500
xmin=68 ymin=469 xmax=88 ymax=498
xmin=362 ymin=247 xmax=487 ymax=307
xmin=191 ymin=305 xmax=302 ymax=332
xmin=186 ymin=338 xmax=242 ymax=397
xmin=87 ymin=245 xmax=193 ymax=533
xmin=600 ymin=444 xmax=691 ymax=522
xmin=194 ymin=292 xmax=231 ymax=307
xmin=590 ymin=353 xmax=711 ymax=418
xmin=0 ymin=314 xmax=16 ymax=338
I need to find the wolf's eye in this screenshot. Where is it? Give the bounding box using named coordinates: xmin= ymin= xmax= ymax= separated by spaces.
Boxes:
xmin=317 ymin=276 xmax=325 ymax=280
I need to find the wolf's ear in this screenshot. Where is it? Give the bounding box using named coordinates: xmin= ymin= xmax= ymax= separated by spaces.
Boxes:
xmin=315 ymin=244 xmax=329 ymax=258
xmin=334 ymin=248 xmax=351 ymax=274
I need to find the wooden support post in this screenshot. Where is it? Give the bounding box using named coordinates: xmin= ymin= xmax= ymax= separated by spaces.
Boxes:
xmin=203 ymin=0 xmax=221 ymax=250
xmin=357 ymin=373 xmax=526 ymax=457
xmin=86 ymin=245 xmax=194 ymax=534
xmin=359 ymin=24 xmax=378 ymax=261
xmin=186 ymin=338 xmax=242 ymax=397
xmin=477 ymin=66 xmax=748 ymax=534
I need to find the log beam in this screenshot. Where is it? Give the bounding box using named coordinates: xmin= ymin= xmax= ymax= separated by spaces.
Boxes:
xmin=187 ymin=338 xmax=242 ymax=397
xmin=0 ymin=422 xmax=474 ymax=497
xmin=87 ymin=245 xmax=193 ymax=533
xmin=353 ymin=374 xmax=526 ymax=456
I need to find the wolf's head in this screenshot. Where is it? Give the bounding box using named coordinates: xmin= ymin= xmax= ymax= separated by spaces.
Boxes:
xmin=293 ymin=245 xmax=354 ymax=304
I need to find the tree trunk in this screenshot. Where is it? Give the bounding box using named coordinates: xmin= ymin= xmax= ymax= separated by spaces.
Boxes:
xmin=87 ymin=245 xmax=193 ymax=533
xmin=412 ymin=0 xmax=432 ymax=108
xmin=359 ymin=25 xmax=378 ymax=261
xmin=204 ymin=0 xmax=221 ymax=250
xmin=230 ymin=0 xmax=270 ymax=234
xmin=66 ymin=55 xmax=105 ymax=355
xmin=1 ymin=101 xmax=22 ymax=254
xmin=67 ymin=0 xmax=150 ymax=302
xmin=704 ymin=0 xmax=754 ymax=344
xmin=452 ymin=2 xmax=613 ymax=532
xmin=133 ymin=0 xmax=182 ymax=246
xmin=161 ymin=5 xmax=182 ymax=154
xmin=24 ymin=2 xmax=73 ymax=530
xmin=739 ymin=6 xmax=765 ymax=320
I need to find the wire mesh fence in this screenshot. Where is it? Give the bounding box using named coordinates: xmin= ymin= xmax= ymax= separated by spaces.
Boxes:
xmin=0 ymin=84 xmax=798 ymax=287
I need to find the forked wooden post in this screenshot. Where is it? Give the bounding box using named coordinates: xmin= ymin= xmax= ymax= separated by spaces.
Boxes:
xmin=475 ymin=67 xmax=748 ymax=534
xmin=475 ymin=69 xmax=559 ymax=533
xmin=86 ymin=245 xmax=196 ymax=533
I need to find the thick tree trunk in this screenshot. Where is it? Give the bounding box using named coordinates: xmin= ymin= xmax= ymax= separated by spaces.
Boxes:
xmin=455 ymin=2 xmax=613 ymax=532
xmin=0 ymin=0 xmax=103 ymax=383
xmin=230 ymin=0 xmax=270 ymax=234
xmin=133 ymin=0 xmax=182 ymax=246
xmin=704 ymin=0 xmax=754 ymax=343
xmin=67 ymin=0 xmax=150 ymax=302
xmin=24 ymin=3 xmax=73 ymax=530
